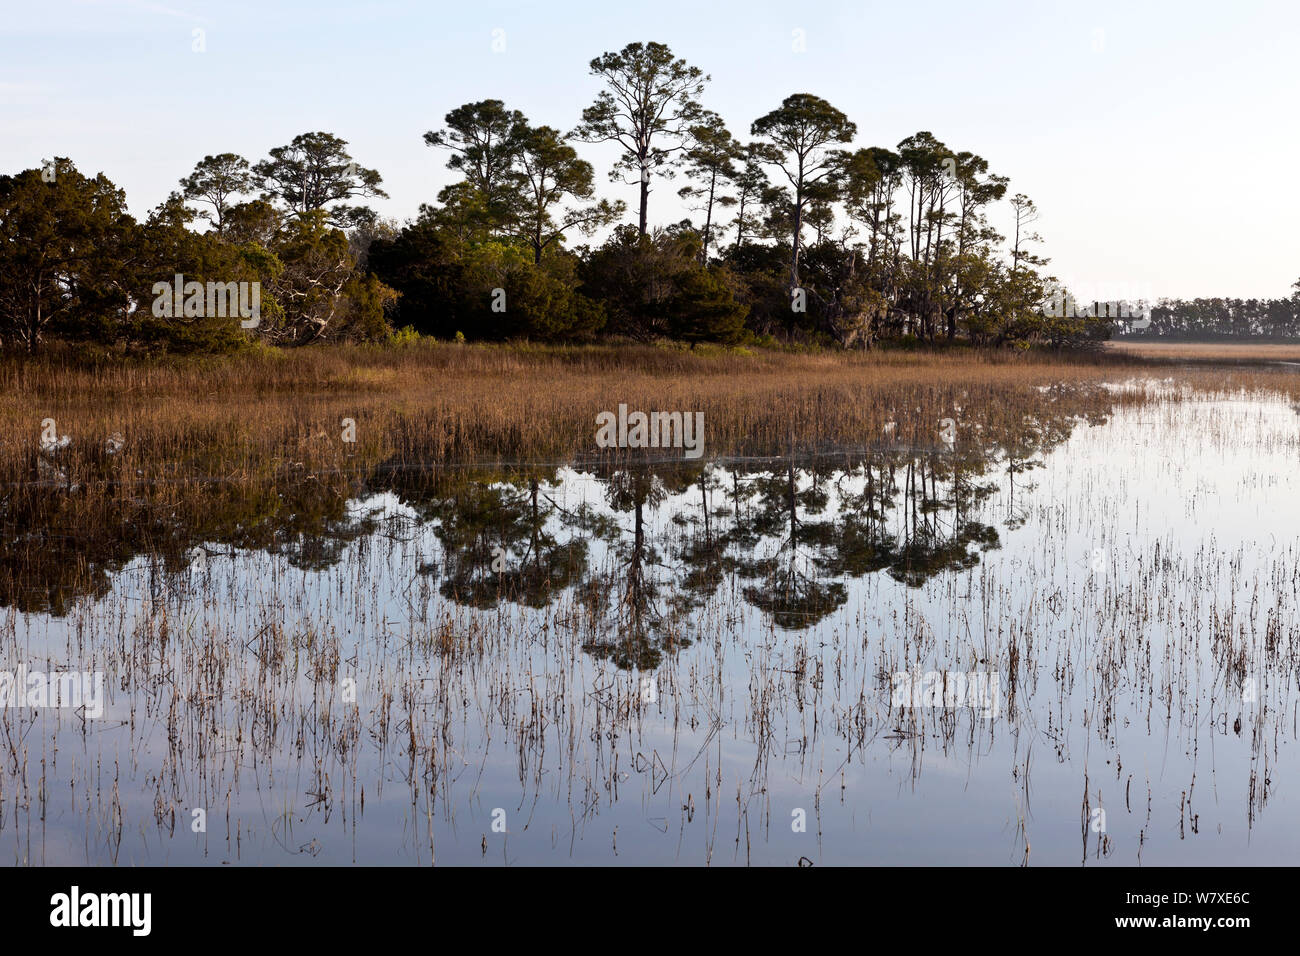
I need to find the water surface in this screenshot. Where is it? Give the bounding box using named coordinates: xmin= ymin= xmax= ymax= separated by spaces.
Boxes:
xmin=4 ymin=381 xmax=1298 ymax=865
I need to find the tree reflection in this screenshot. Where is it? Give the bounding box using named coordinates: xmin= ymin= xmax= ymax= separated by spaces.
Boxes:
xmin=1 ymin=390 xmax=1111 ymax=672
xmin=580 ymin=466 xmax=684 ymax=670
xmin=394 ymin=471 xmax=588 ymax=609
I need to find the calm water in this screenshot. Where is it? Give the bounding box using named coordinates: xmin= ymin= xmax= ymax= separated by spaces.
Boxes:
xmin=4 ymin=382 xmax=1299 ymax=865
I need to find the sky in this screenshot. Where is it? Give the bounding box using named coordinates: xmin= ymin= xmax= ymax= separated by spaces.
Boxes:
xmin=2 ymin=0 xmax=1297 ymax=301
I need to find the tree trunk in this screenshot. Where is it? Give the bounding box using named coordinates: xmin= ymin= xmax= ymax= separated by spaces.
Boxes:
xmin=790 ymin=182 xmax=804 ymax=291
xmin=702 ymin=169 xmax=717 ymax=263
xmin=638 ymin=161 xmax=650 ymax=236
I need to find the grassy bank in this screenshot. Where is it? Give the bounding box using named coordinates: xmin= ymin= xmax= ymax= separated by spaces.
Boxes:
xmin=3 ymin=342 xmax=1136 ymax=467
xmin=1106 ymin=340 xmax=1300 ymax=363
xmin=6 ymin=341 xmax=1298 ymax=473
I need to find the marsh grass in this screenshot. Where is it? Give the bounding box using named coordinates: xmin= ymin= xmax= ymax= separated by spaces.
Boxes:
xmin=1 ymin=342 xmax=1144 ymax=477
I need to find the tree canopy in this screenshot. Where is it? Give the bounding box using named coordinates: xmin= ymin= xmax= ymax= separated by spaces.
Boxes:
xmin=7 ymin=40 xmax=1279 ymax=356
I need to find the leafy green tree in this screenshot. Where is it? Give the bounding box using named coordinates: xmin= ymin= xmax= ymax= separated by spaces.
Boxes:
xmin=723 ymin=241 xmax=790 ymax=339
xmin=368 ymin=220 xmax=603 ymax=342
xmin=944 ymin=152 xmax=1007 ymax=340
xmin=797 ymin=241 xmax=887 ymax=347
xmin=897 ymin=131 xmax=956 ymax=340
xmin=750 ymin=94 xmax=857 ymax=290
xmin=417 ymin=182 xmax=496 ymax=245
xmin=675 ymin=116 xmax=743 ymax=261
xmin=514 ymin=124 xmax=624 ymax=264
xmin=366 ymin=219 xmax=467 ymax=337
xmin=179 ymin=153 xmax=253 ymax=234
xmin=843 ymin=147 xmax=902 ymax=273
xmin=128 ymin=195 xmax=277 ymax=353
xmin=254 ymin=132 xmax=387 ymax=228
xmin=582 ymin=226 xmax=746 ymax=342
xmin=497 ymin=252 xmax=606 ymax=341
xmin=572 ymin=41 xmax=708 ymax=236
xmin=223 ymin=199 xmax=283 ymax=247
xmin=668 ymin=262 xmax=749 ymax=345
xmin=423 ymin=100 xmax=529 ymax=234
xmin=337 ymin=272 xmax=399 ymax=342
xmin=0 ymin=159 xmax=135 ymax=351
xmin=730 ymin=146 xmax=772 ymax=250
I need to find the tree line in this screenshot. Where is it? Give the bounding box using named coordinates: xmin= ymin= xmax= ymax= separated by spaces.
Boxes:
xmin=1135 ymin=291 xmax=1300 ymax=340
xmin=0 ymin=136 xmax=393 ymax=353
xmin=7 ymin=39 xmax=1278 ymax=355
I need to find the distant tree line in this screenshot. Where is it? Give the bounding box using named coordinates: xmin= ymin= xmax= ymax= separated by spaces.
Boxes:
xmin=1125 ymin=289 xmax=1300 ymax=340
xmin=6 ymin=40 xmax=1278 ymax=356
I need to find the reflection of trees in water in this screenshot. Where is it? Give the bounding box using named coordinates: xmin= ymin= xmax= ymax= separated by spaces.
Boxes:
xmin=701 ymin=451 xmax=1001 ymax=627
xmin=0 ymin=474 xmax=375 ymax=614
xmin=1 ymin=397 xmax=1101 ymax=664
xmin=392 ymin=471 xmax=588 ymax=610
xmin=864 ymin=452 xmax=1001 ymax=587
xmin=731 ymin=462 xmax=846 ymax=629
xmin=669 ymin=467 xmax=731 ymax=616
xmin=0 ymin=497 xmax=119 ymax=614
xmin=580 ymin=467 xmax=685 ymax=670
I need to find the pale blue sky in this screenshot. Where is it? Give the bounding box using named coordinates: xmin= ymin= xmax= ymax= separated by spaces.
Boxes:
xmin=2 ymin=0 xmax=1297 ymax=300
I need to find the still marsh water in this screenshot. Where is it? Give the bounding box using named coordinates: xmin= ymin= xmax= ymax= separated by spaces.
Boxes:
xmin=4 ymin=376 xmax=1299 ymax=865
